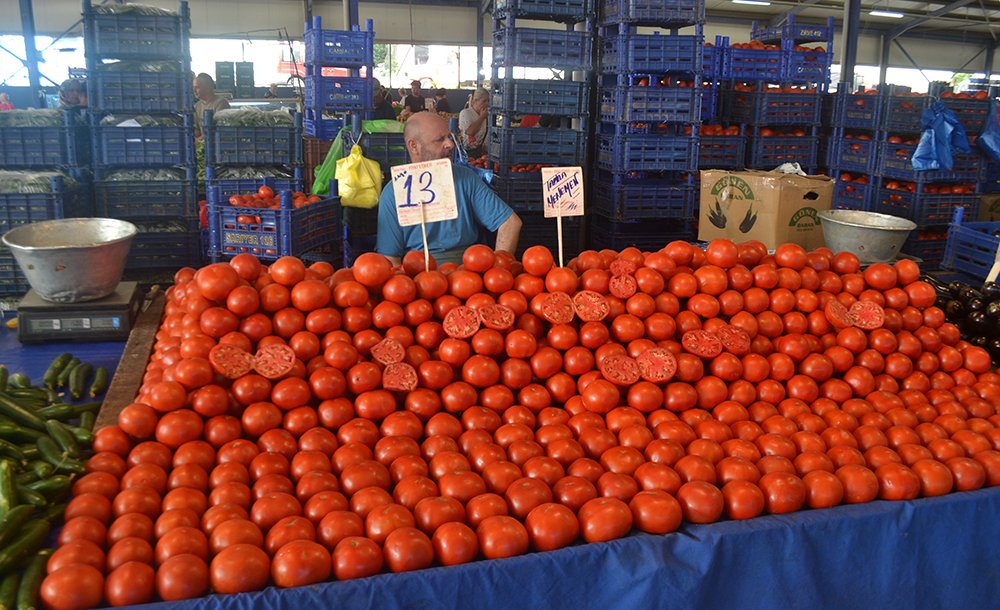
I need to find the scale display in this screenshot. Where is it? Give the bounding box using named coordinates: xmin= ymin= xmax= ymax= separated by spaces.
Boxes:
xmin=18 ymin=282 xmax=143 ymax=343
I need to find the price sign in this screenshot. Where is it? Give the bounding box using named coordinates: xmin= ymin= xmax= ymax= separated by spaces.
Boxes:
xmin=391 ymin=158 xmax=458 ymax=227
xmin=541 ymin=167 xmax=585 ymax=218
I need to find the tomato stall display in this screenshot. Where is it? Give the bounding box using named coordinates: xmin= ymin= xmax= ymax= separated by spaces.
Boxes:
xmin=40 ymin=242 xmax=1000 ymax=608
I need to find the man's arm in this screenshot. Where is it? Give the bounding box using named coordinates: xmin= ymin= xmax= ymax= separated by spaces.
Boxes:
xmin=494 ymin=212 xmax=522 ymax=255
xmin=385 ymin=254 xmax=401 ymax=266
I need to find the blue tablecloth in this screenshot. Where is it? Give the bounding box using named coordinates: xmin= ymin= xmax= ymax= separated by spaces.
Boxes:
xmin=0 ymin=324 xmax=124 ymax=383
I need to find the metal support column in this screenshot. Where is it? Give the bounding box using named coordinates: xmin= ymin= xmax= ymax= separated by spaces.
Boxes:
xmin=304 ymin=0 xmax=313 ymax=24
xmin=985 ymin=41 xmax=996 ymax=81
xmin=879 ymin=33 xmax=890 ymax=86
xmin=476 ymin=15 xmax=484 ymax=87
xmin=18 ymin=0 xmax=43 ymax=108
xmin=841 ymin=0 xmax=861 ymax=90
xmin=344 ymin=0 xmax=359 ymax=29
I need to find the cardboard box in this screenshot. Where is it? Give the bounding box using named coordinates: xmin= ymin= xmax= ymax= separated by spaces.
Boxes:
xmin=699 ymin=170 xmax=834 ymax=251
xmin=979 ymin=194 xmax=1000 ymax=222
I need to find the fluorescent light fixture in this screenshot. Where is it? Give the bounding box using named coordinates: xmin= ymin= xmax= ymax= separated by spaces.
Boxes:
xmin=869 ymin=9 xmax=905 ymax=18
xmin=732 ymin=0 xmax=771 ymax=5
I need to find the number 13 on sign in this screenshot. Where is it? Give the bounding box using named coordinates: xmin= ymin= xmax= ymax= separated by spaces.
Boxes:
xmin=391 ymin=158 xmax=459 ymax=270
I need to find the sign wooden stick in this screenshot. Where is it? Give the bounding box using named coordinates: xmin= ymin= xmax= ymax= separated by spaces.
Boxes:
xmin=420 ymin=203 xmax=430 ymax=272
xmin=556 ymin=208 xmax=564 ymax=268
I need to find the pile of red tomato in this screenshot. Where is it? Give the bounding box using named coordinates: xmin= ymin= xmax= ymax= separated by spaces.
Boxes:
xmin=40 ymin=241 xmax=1000 ymax=609
xmin=227 ymin=185 xmax=323 ymax=211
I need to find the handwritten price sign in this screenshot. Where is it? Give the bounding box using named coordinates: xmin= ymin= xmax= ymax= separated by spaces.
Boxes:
xmin=541 ymin=167 xmax=584 ymax=218
xmin=391 ymin=158 xmax=458 ymax=227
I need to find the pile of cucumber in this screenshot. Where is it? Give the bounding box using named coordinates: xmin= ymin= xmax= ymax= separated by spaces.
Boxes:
xmin=0 ymin=354 xmax=108 ymax=610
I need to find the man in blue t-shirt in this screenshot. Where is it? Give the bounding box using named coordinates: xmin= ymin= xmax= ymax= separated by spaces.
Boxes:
xmin=375 ymin=112 xmax=522 ymax=265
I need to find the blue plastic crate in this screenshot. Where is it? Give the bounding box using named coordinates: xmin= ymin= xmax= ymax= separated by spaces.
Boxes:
xmin=0 ymin=176 xmax=92 ymax=234
xmin=942 ymin=208 xmax=1000 ymax=279
xmin=303 ymin=109 xmax=344 ymax=141
xmin=877 ymin=186 xmax=979 ymax=227
xmin=496 ymin=0 xmax=594 ymax=21
xmin=728 ymin=89 xmax=822 ymax=125
xmin=593 ymin=171 xmax=696 ymax=220
xmin=489 ymin=126 xmax=585 ymax=167
xmin=304 ymin=18 xmax=374 ymax=68
xmin=746 ymin=135 xmax=819 ymax=169
xmin=599 ymin=0 xmax=704 ymax=26
xmin=208 ymin=187 xmax=341 ymax=261
xmin=880 ymin=94 xmax=931 ymax=132
xmin=343 ymin=227 xmax=378 ymax=268
xmin=824 ymin=90 xmax=880 ymax=129
xmin=723 ymin=47 xmax=783 ymax=81
xmin=903 ymin=236 xmax=949 ymax=269
xmin=601 ymin=31 xmax=703 ymax=74
xmin=89 ymin=68 xmax=191 ymax=113
xmin=361 ymin=132 xmax=409 ymax=177
xmin=84 ymin=1 xmax=190 ymax=60
xmin=342 ymin=206 xmax=379 ymax=235
xmin=510 ymin=212 xmax=583 ymax=260
xmin=0 ymin=112 xmax=89 ymax=169
xmin=94 ymin=167 xmax=197 ymax=218
xmin=491 ymin=171 xmax=543 ymax=213
xmin=204 ymin=112 xmax=303 ymax=166
xmin=831 ymin=173 xmax=877 ymax=211
xmin=0 ymin=250 xmax=30 ymax=297
xmin=493 ymin=28 xmax=592 ymax=70
xmin=751 ymin=15 xmax=834 ymax=45
xmin=305 ymin=71 xmax=373 ymax=113
xmin=127 ymin=218 xmax=201 ymax=269
xmin=598 ymin=130 xmax=698 ymax=172
xmin=938 ymin=96 xmax=992 ymax=135
xmin=701 ymin=86 xmax=718 ymax=122
xmin=782 ymin=46 xmax=832 ymax=83
xmin=491 ymin=79 xmax=590 ymax=116
xmin=589 ymin=216 xmax=696 ymax=252
xmin=703 ymin=44 xmax=721 ymax=80
xmin=92 ymin=118 xmax=195 ymax=168
xmin=205 ymin=169 xmax=305 ymax=202
xmin=877 ymin=138 xmax=982 ymax=182
xmin=699 ymin=133 xmax=746 ymax=170
xmin=828 ymin=130 xmax=879 ymax=173
xmin=600 ymin=86 xmax=701 ymax=123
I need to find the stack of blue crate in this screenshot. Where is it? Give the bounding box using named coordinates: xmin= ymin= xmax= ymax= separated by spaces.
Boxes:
xmin=304 ymin=17 xmax=375 ymax=266
xmin=84 ymin=0 xmax=200 ymax=276
xmin=723 ymin=16 xmax=833 ymax=173
xmin=822 ymin=88 xmax=881 ymax=212
xmin=590 ymin=0 xmax=704 ymax=251
xmin=490 ymin=0 xmax=594 ymax=259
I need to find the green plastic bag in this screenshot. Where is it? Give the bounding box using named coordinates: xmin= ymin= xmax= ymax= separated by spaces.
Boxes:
xmin=312 ymin=120 xmax=405 ymax=196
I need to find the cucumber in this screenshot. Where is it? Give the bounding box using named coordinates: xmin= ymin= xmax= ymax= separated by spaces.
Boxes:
xmin=13 ymin=484 xmax=46 ymax=508
xmin=0 ymin=439 xmax=25 ymax=463
xmin=0 ymin=505 xmax=33 ymax=550
xmin=89 ymin=367 xmax=108 ymax=398
xmin=43 ymin=421 xmax=78 ymax=459
xmin=42 ymin=353 xmax=72 ymax=389
xmin=6 ymin=374 xmax=30 ymax=390
xmin=14 ymin=549 xmax=50 ymax=610
xmin=35 ymin=437 xmax=83 ymax=475
xmin=54 ymin=359 xmax=79 ymax=390
xmin=17 ymin=446 xmax=38 ymax=461
xmin=35 ymin=405 xmax=74 ymax=422
xmin=70 ymin=402 xmax=102 ymax=415
xmin=0 ymin=572 xmax=19 ymax=610
xmin=26 ymin=475 xmax=71 ymax=500
xmin=68 ymin=364 xmax=93 ymax=401
xmin=65 ymin=426 xmax=93 ymax=447
xmin=0 ymin=394 xmax=46 ymax=432
xmin=27 ymin=462 xmax=53 ymax=481
xmin=14 ymin=469 xmax=38 ymax=486
xmin=78 ymin=412 xmax=96 ymax=433
xmin=0 ymin=423 xmax=42 ymax=444
xmin=0 ymin=521 xmax=50 ymax=574
xmin=0 ymin=367 xmax=7 ymax=393
xmin=0 ymin=459 xmax=16 ymax=514
xmin=36 ymin=503 xmax=66 ymax=523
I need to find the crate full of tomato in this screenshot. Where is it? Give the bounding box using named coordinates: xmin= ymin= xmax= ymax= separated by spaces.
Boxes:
xmin=832 ymin=171 xmax=876 ymax=211
xmin=877 ymin=180 xmax=979 ymax=227
xmin=727 ymin=83 xmax=822 ymax=126
xmin=878 ymin=133 xmax=982 ymax=183
xmin=206 ymin=182 xmax=341 ymax=261
xmin=937 ymin=89 xmax=992 ymax=134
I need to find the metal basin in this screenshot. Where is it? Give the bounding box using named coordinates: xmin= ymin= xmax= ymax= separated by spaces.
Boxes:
xmin=2 ymin=218 xmax=137 ymax=303
xmin=817 ymin=210 xmax=917 ymax=264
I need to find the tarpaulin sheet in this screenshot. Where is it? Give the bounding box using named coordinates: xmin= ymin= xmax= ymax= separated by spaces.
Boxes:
xmin=124 ymin=488 xmax=1000 ymax=610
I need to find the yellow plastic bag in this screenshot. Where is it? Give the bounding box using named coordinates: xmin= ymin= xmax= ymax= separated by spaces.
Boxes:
xmin=334 ymin=144 xmax=382 ymax=209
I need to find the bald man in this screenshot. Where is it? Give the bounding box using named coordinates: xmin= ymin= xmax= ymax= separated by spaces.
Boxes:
xmin=375 ymin=112 xmax=522 ymax=265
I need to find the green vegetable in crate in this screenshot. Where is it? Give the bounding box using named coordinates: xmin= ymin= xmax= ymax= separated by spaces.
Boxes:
xmin=91 ymin=3 xmax=177 ymax=14
xmin=98 ymin=60 xmax=180 ymax=72
xmin=0 ymin=171 xmax=78 ymax=194
xmin=213 ymin=166 xmax=293 ymax=179
xmin=213 ymin=107 xmax=294 ymax=127
xmin=105 ymin=168 xmax=187 ymax=182
xmin=99 ymin=114 xmax=183 ymax=127
xmin=0 ymin=110 xmax=63 ymax=128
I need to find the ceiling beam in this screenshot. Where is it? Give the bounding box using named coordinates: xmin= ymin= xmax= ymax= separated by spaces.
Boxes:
xmin=889 ymin=0 xmax=981 ymax=39
xmin=768 ymin=0 xmax=827 ymax=27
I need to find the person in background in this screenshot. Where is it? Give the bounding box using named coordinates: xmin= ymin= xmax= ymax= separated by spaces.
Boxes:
xmin=373 ymin=78 xmax=392 ymax=105
xmin=402 ymin=80 xmax=426 ymax=114
xmin=376 ymin=112 xmax=521 ymax=266
xmin=58 ymin=79 xmax=87 ymax=109
xmin=193 ymin=73 xmax=230 ymax=137
xmin=372 ymin=87 xmax=396 ymax=120
xmin=459 ymin=87 xmax=489 ymax=157
xmin=433 ymin=88 xmax=452 ymax=114
xmin=264 ymin=83 xmax=279 ymax=98
xmin=0 ymin=93 xmax=12 ymax=111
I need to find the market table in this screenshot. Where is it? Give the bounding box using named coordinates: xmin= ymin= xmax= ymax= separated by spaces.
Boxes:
xmin=0 ymin=298 xmax=997 ymax=610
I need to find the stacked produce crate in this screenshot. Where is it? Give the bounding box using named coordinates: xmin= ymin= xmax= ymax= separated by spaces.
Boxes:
xmin=590 ymin=0 xmax=703 ymax=251
xmin=83 ymin=0 xmax=200 ymax=278
xmin=821 ymin=88 xmax=880 ymax=212
xmin=304 ymin=17 xmax=376 ymax=266
xmin=0 ymin=109 xmax=92 ymax=296
xmin=873 ymin=85 xmax=984 ymax=266
xmin=491 ymin=0 xmax=593 ymax=257
xmin=721 ymin=16 xmax=832 ymax=173
xmin=698 ymin=35 xmax=744 ymax=173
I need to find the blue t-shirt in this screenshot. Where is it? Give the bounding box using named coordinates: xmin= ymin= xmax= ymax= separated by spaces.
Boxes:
xmin=375 ymin=164 xmax=513 ymax=258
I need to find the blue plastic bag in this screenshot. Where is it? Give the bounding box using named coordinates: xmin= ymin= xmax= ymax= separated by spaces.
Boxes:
xmin=912 ymin=101 xmax=971 ymax=171
xmin=977 ymin=100 xmax=1000 ymax=164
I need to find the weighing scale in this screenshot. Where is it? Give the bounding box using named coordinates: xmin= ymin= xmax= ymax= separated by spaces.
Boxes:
xmin=17 ymin=282 xmax=143 ymax=343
